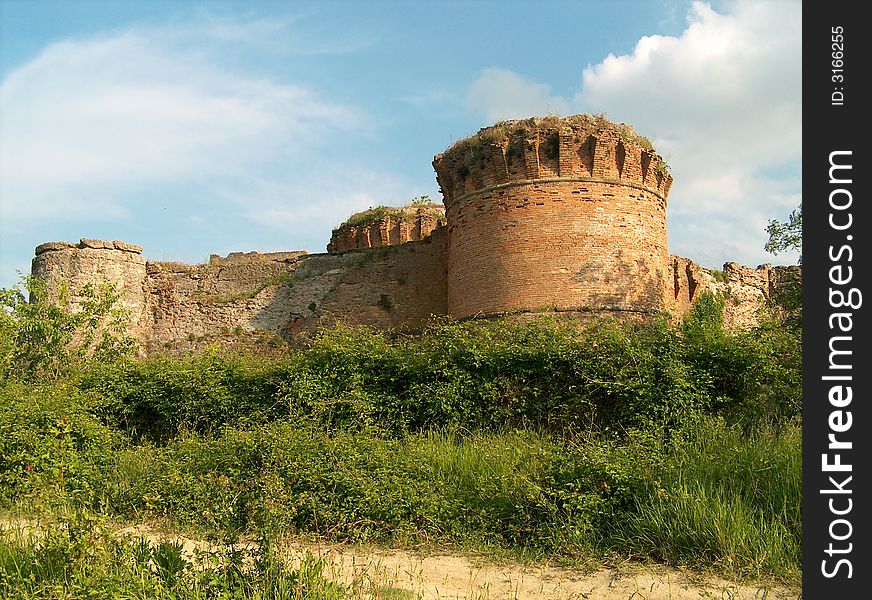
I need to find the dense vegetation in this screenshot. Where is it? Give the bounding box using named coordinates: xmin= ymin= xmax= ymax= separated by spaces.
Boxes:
xmin=0 ymin=277 xmax=802 ymax=597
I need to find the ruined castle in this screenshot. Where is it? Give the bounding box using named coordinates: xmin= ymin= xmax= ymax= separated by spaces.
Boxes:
xmin=31 ymin=115 xmax=797 ymax=353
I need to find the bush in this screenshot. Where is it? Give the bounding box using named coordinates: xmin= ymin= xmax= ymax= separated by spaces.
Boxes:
xmin=0 ymin=382 xmax=122 ymax=509
xmin=76 ymin=309 xmax=801 ymax=443
xmin=81 ymin=352 xmax=285 ymax=441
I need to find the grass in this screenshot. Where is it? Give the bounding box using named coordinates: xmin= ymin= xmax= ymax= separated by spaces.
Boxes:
xmin=709 ymin=269 xmax=730 ymax=284
xmin=0 ymin=376 xmax=801 ymax=583
xmin=612 ymin=420 xmax=801 ymax=579
xmin=0 ymin=517 xmax=350 ymax=599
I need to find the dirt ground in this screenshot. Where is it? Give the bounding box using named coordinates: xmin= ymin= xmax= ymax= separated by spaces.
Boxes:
xmin=1 ymin=518 xmax=801 ymax=599
xmin=116 ymin=524 xmax=802 ymax=600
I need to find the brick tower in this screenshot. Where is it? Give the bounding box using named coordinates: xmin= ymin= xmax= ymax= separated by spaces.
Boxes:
xmin=433 ymin=114 xmax=673 ymax=319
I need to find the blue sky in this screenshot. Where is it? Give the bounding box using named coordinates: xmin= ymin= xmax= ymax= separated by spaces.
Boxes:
xmin=0 ymin=0 xmax=801 ymax=288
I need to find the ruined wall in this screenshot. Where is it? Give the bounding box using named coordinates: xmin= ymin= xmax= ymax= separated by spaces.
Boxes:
xmin=433 ymin=115 xmax=672 ymax=319
xmin=32 ymin=236 xmax=447 ymax=353
xmin=144 ymin=251 xmax=304 ymax=346
xmin=668 ymin=257 xmax=801 ymax=329
xmin=314 ymin=228 xmax=447 ymax=332
xmin=327 ymin=204 xmax=445 ymax=253
xmin=144 ymin=236 xmax=446 ymax=349
xmin=31 ymin=114 xmax=801 ymax=350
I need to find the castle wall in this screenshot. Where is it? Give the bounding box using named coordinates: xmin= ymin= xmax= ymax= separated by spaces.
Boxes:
xmin=444 ymin=180 xmax=668 ymax=318
xmin=434 ymin=116 xmax=671 ymax=319
xmin=32 ymin=236 xmax=447 ymax=354
xmin=145 ymin=236 xmax=446 ymax=348
xmin=29 ymin=115 xmax=799 ymax=350
xmin=667 ymin=257 xmax=801 ymax=329
xmin=144 ymin=252 xmax=304 ymax=346
xmin=669 ymin=256 xmax=706 ymax=316
xmin=315 ymin=228 xmax=447 ymax=331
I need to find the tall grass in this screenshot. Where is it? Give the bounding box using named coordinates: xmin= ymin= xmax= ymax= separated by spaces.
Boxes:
xmin=609 ymin=420 xmax=801 ymax=581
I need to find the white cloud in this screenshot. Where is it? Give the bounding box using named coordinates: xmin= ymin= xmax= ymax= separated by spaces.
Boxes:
xmin=464 ymin=0 xmax=801 ymax=267
xmin=216 ymin=168 xmax=420 ymax=239
xmin=0 ymin=25 xmax=362 ymax=224
xmin=467 ymin=68 xmax=570 ymax=122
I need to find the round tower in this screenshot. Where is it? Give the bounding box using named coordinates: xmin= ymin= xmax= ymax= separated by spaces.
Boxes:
xmin=31 ymin=239 xmax=149 ymax=337
xmin=433 ymin=115 xmax=673 ymax=319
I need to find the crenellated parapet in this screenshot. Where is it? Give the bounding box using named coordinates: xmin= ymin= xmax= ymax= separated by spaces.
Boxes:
xmin=433 ymin=114 xmax=672 ymax=211
xmin=327 ymin=204 xmax=446 ymax=253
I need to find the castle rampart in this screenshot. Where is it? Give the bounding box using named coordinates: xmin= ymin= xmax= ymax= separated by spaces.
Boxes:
xmin=29 ymin=114 xmax=797 ymax=353
xmin=32 ymin=239 xmax=150 ymax=338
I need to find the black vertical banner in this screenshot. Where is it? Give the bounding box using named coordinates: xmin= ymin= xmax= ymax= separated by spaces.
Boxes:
xmin=803 ymin=2 xmax=870 ymax=597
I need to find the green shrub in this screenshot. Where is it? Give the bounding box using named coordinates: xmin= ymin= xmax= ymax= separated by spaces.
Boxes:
xmin=80 ymin=351 xmax=286 ymax=441
xmin=0 ymin=382 xmax=122 ymax=509
xmin=75 ymin=311 xmax=800 ymax=441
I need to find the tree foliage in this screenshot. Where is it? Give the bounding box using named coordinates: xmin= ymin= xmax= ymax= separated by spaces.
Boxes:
xmin=764 ymin=206 xmax=802 ymax=262
xmin=0 ymin=276 xmax=136 ymax=382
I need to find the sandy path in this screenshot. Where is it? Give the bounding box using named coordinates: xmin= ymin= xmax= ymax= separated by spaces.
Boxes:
xmin=2 ymin=519 xmax=800 ymax=599
xmin=115 ymin=524 xmax=801 ymax=600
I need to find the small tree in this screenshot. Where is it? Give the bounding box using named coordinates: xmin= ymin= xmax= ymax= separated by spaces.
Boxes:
xmin=0 ymin=276 xmax=137 ymax=381
xmin=764 ymin=206 xmax=802 ymax=263
xmin=763 ymin=206 xmax=802 ymax=320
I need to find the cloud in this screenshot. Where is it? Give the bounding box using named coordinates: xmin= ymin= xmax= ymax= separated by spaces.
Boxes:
xmin=464 ymin=1 xmax=801 ymax=267
xmin=467 ymin=68 xmax=570 ymax=122
xmin=215 ymin=168 xmax=420 ymax=240
xmin=0 ymin=23 xmax=363 ymax=225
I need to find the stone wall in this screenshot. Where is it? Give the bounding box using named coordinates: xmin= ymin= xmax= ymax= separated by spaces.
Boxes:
xmin=315 ymin=228 xmax=448 ymax=332
xmin=143 ymin=235 xmax=448 ymax=349
xmin=434 ymin=115 xmax=671 ymax=319
xmin=668 ymin=257 xmax=801 ymax=329
xmin=29 ymin=115 xmax=800 ymax=352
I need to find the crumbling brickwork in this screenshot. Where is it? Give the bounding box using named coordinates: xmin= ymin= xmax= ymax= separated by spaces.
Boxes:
xmin=31 ymin=232 xmax=447 ymax=353
xmin=669 ymin=257 xmax=802 ymax=328
xmin=327 ymin=204 xmax=445 ymax=253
